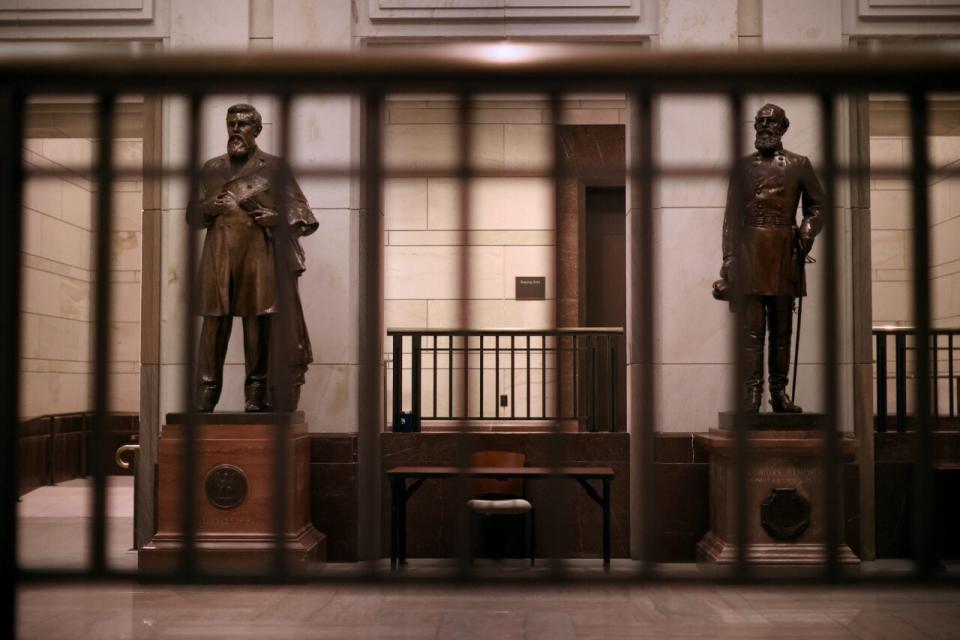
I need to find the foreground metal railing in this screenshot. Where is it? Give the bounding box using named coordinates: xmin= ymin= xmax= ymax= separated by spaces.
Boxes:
xmin=3 ymin=47 xmax=960 ymax=640
xmin=388 ymin=327 xmax=624 ymax=432
xmin=874 ymin=327 xmax=960 ymax=431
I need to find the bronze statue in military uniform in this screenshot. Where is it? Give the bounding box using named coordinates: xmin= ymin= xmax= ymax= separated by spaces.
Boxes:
xmin=188 ymin=103 xmax=318 ymax=412
xmin=713 ymin=104 xmax=824 ymax=413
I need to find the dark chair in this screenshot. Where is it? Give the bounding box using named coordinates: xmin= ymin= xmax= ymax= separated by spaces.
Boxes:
xmin=467 ymin=450 xmax=535 ymax=565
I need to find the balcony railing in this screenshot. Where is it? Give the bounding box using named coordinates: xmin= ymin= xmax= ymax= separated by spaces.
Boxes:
xmin=874 ymin=327 xmax=960 ymax=432
xmin=387 ymin=328 xmax=624 ymax=432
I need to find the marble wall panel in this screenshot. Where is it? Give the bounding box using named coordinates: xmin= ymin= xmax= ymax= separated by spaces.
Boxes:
xmin=872 ymin=229 xmax=912 ymax=270
xmin=384 ymin=123 xmax=504 ymax=171
xmin=384 ymin=178 xmax=427 ymax=230
xmin=761 ymin=0 xmax=842 ymax=49
xmin=659 ymin=0 xmax=737 ymax=48
xmin=20 ymin=313 xmax=89 ymax=363
xmin=273 ymin=0 xmax=351 ymax=49
xmin=932 ymin=215 xmax=960 ymax=267
xmin=872 ymin=188 xmax=911 ymax=230
xmin=110 ymin=320 xmax=141 ymax=364
xmin=388 ymin=229 xmax=555 ymax=246
xmin=20 ymin=372 xmax=90 ymax=419
xmin=656 ymin=96 xmax=731 ymax=209
xmin=426 ymin=177 xmax=553 ymax=230
xmin=873 ymin=280 xmax=912 ymax=324
xmin=385 ymin=245 xmax=505 ymax=300
xmin=424 ymin=299 xmax=554 ymax=330
xmin=299 ymin=209 xmax=357 ymax=365
xmin=503 ymin=123 xmax=551 ymax=171
xmin=23 ymin=175 xmax=63 ymax=221
xmin=653 ymin=207 xmax=730 ymax=364
xmin=22 ymin=268 xmax=90 ymax=322
xmin=385 ymin=299 xmax=428 ymax=330
xmin=646 ymin=363 xmax=734 ymax=433
xmin=298 ymin=364 xmax=360 ymax=432
xmin=23 ymin=207 xmax=92 ymax=271
xmin=112 ymin=188 xmax=143 ymax=233
xmin=289 ymin=97 xmax=353 ymax=209
xmin=110 ymin=230 xmax=141 ymax=271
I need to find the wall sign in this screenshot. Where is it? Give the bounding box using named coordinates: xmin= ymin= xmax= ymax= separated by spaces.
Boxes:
xmin=516 ymin=276 xmax=546 ymax=300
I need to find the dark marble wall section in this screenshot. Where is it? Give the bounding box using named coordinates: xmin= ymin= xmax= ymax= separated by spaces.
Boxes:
xmin=380 ymin=432 xmax=630 ymax=559
xmin=309 ymin=433 xmax=359 ymax=562
xmin=653 ymin=463 xmax=708 ymax=561
xmin=18 ymin=412 xmax=139 ymax=497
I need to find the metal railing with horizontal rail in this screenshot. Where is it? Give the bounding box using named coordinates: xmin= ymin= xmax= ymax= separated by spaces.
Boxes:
xmin=874 ymin=327 xmax=960 ymax=432
xmin=388 ymin=327 xmax=624 ymax=432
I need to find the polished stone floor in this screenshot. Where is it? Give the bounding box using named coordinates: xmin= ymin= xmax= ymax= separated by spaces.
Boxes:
xmin=16 ymin=479 xmax=960 ymax=639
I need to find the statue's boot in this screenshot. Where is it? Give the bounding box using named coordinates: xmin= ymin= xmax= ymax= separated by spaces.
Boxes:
xmin=244 ymin=381 xmax=268 ymax=412
xmin=742 ymin=388 xmax=762 ymax=413
xmin=195 ymin=386 xmax=219 ymax=413
xmin=770 ymin=388 xmax=802 ymax=413
xmin=767 ymin=295 xmax=800 ymax=413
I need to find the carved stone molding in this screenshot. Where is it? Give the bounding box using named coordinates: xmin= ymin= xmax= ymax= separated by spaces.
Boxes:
xmin=0 ymin=0 xmax=154 ymax=24
xmin=859 ymin=0 xmax=960 ymax=21
xmin=369 ymin=0 xmax=643 ymax=22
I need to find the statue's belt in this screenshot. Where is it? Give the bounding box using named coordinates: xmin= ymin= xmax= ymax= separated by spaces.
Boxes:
xmin=745 ymin=216 xmax=793 ymax=227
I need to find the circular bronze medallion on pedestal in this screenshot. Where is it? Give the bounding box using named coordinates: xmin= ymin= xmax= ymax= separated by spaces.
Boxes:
xmin=760 ymin=487 xmax=810 ymax=541
xmin=204 ymin=464 xmax=248 ymax=510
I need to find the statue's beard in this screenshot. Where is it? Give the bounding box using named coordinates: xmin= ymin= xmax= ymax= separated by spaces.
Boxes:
xmin=228 ymin=135 xmax=251 ymax=157
xmin=754 ymin=130 xmax=782 ymax=153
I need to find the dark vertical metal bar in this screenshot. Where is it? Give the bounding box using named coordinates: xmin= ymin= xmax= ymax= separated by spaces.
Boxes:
xmin=590 ymin=338 xmax=598 ymax=432
xmin=448 ymin=335 xmax=453 ymax=419
xmin=949 ymin=334 xmax=955 ymax=418
xmin=463 ymin=335 xmax=469 ymax=418
xmin=411 ymin=334 xmax=421 ymax=431
xmin=557 ymin=334 xmax=564 ymax=419
xmin=932 ymin=334 xmax=939 ymax=422
xmin=495 ymin=335 xmax=500 ymax=418
xmin=479 ymin=335 xmax=484 ymax=419
xmin=877 ymin=333 xmax=888 ymax=432
xmin=455 ymin=93 xmax=474 ymax=573
xmin=728 ymin=93 xmax=750 ymax=579
xmin=510 ymin=335 xmax=516 ymax=419
xmin=90 ymin=94 xmax=116 ymax=575
xmin=358 ymin=92 xmax=384 ymax=566
xmin=0 ymin=89 xmax=25 ymax=640
xmin=526 ymin=336 xmax=531 ymax=418
xmin=909 ymin=91 xmax=936 ymax=576
xmin=609 ymin=334 xmax=616 ymax=432
xmin=573 ymin=335 xmax=579 ymax=420
xmin=896 ymin=333 xmax=907 ymax=432
xmin=271 ymin=93 xmax=296 ymax=577
xmin=180 ymin=94 xmax=203 ymax=578
xmin=432 ymin=336 xmax=438 ymax=419
xmin=542 ymin=334 xmax=547 ymax=419
xmin=392 ymin=334 xmax=402 ymax=432
xmin=634 ymin=91 xmax=657 ymax=572
xmin=819 ymin=92 xmax=841 ymax=578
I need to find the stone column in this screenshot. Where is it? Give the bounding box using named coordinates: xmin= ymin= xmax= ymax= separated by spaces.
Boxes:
xmin=626 ymin=0 xmax=738 ymax=559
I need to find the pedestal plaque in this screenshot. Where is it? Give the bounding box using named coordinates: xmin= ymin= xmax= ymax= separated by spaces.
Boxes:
xmin=140 ymin=412 xmax=325 ymax=572
xmin=696 ymin=412 xmax=859 ymax=569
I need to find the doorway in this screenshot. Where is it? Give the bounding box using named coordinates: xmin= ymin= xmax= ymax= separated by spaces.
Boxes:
xmin=584 ymin=186 xmax=626 ymax=430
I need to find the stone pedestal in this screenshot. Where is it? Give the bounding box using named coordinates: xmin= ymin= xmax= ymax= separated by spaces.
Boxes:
xmin=140 ymin=412 xmax=325 ymax=572
xmin=695 ymin=412 xmax=859 ymax=569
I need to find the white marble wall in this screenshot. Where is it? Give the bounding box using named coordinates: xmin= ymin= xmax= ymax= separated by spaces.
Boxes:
xmin=383 ymin=97 xmax=624 ymax=424
xmin=20 ymin=137 xmax=142 ymax=419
